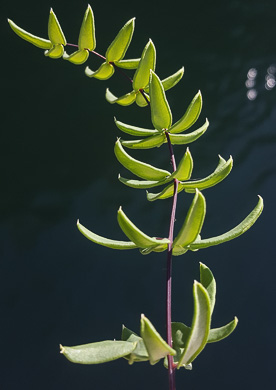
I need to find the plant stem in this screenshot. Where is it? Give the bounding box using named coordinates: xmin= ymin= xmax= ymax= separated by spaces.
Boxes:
xmin=165 ymin=131 xmax=178 ymax=390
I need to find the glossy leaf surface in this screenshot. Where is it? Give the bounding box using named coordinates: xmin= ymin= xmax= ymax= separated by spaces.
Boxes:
xmin=106 ymin=18 xmax=135 ymax=62
xmin=8 ymin=19 xmax=51 ymax=49
xmin=48 ymin=9 xmax=66 ymax=45
xmin=78 ymin=5 xmax=96 ymax=50
xmin=149 ymin=71 xmax=172 ymax=131
xmin=190 ymin=196 xmax=263 ymax=250
xmin=133 ymin=40 xmax=156 ymax=90
xmin=140 ymin=315 xmax=176 ymax=365
xmin=60 ymin=340 xmax=136 ymax=364
xmin=170 ymin=91 xmax=202 ymax=134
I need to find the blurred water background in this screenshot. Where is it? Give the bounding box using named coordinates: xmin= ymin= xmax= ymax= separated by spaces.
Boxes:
xmin=1 ymin=0 xmax=276 ymax=388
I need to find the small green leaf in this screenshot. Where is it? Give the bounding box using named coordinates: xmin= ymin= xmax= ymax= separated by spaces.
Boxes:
xmin=77 ymin=220 xmax=137 ymax=250
xmin=177 ymin=281 xmax=211 ymax=367
xmin=208 ymin=317 xmax=238 ymax=343
xmin=162 ymin=67 xmax=185 ymax=91
xmin=114 ymin=118 xmax=159 ymax=137
xmin=63 ymin=49 xmax=89 ymax=64
xmin=60 ymin=340 xmax=136 ymax=364
xmin=170 ymin=148 xmax=193 ymax=181
xmin=85 ymin=62 xmax=114 ymax=79
xmin=189 ymin=196 xmax=264 ymax=250
xmin=136 ymin=91 xmax=150 ymax=107
xmin=118 ymin=175 xmax=169 ymax=189
xmin=149 ymin=71 xmax=172 ymax=131
xmin=182 ymin=155 xmax=233 ymax=193
xmin=121 ymin=134 xmax=166 ymax=149
xmin=114 ymin=58 xmax=140 ymax=69
xmin=173 ymin=190 xmax=206 ymax=252
xmin=133 ymin=40 xmax=156 ymax=90
xmin=121 ymin=326 xmax=149 ymax=364
xmin=115 ymin=139 xmax=170 ymax=180
xmin=200 ymin=263 xmax=216 ymax=314
xmin=172 ymin=322 xmax=191 ymax=348
xmin=48 ymin=8 xmax=66 ymax=45
xmin=8 ymin=19 xmax=52 ymax=49
xmin=105 ymin=89 xmax=136 ymax=106
xmin=170 ymin=91 xmax=202 ymax=134
xmin=106 ymin=18 xmax=135 ymax=62
xmin=78 ymin=4 xmax=96 ymax=51
xmin=140 ymin=314 xmax=176 ymax=365
xmin=169 ymin=119 xmax=209 ymax=144
xmin=44 ymin=44 xmax=64 ymax=59
xmin=117 ymin=207 xmax=170 ymax=249
xmin=147 ymin=181 xmax=184 ymax=202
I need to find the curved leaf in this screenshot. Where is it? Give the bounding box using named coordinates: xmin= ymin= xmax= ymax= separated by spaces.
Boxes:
xmin=106 ymin=18 xmax=135 ymax=62
xmin=77 ymin=220 xmax=137 ymax=250
xmin=170 ymin=91 xmax=202 ymax=134
xmin=189 ymin=196 xmax=264 ymax=250
xmin=8 ymin=19 xmax=52 ymax=49
xmin=147 ymin=181 xmax=183 ymax=202
xmin=133 ymin=40 xmax=156 ymax=90
xmin=121 ymin=134 xmax=166 ymax=149
xmin=170 ymin=148 xmax=193 ymax=181
xmin=136 ymin=91 xmax=150 ymax=107
xmin=182 ymin=155 xmax=233 ymax=193
xmin=105 ymin=89 xmax=136 ymax=105
xmin=118 ymin=175 xmax=169 ymax=189
xmin=115 ymin=139 xmax=170 ymax=180
xmin=140 ymin=315 xmax=176 ymax=365
xmin=85 ymin=62 xmax=114 ymax=79
xmin=149 ymin=71 xmax=172 ymax=131
xmin=78 ymin=4 xmax=96 ymax=50
xmin=63 ymin=49 xmax=89 ymax=64
xmin=44 ymin=44 xmax=64 ymax=59
xmin=60 ymin=340 xmax=136 ymax=364
xmin=177 ymin=282 xmax=211 ymax=367
xmin=117 ymin=207 xmax=170 ymax=248
xmin=173 ymin=190 xmax=206 ymax=252
xmin=208 ymin=317 xmax=238 ymax=343
xmin=168 ymin=119 xmax=209 ymax=144
xmin=48 ymin=9 xmax=66 ymax=45
xmin=162 ymin=67 xmax=185 ymax=91
xmin=114 ymin=58 xmax=140 ymax=69
xmin=114 ymin=118 xmax=158 ymax=137
xmin=200 ymin=263 xmax=216 ymax=314
xmin=121 ymin=326 xmax=149 ymax=364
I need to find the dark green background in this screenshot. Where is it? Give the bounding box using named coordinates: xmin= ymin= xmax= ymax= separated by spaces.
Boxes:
xmin=2 ymin=0 xmax=275 ymax=389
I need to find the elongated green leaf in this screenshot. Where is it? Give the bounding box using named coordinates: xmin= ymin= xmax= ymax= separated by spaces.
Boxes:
xmin=63 ymin=49 xmax=89 ymax=64
xmin=169 ymin=119 xmax=209 ymax=144
xmin=105 ymin=89 xmax=136 ymax=105
xmin=173 ymin=190 xmax=206 ymax=252
xmin=78 ymin=4 xmax=96 ymax=50
xmin=118 ymin=175 xmax=169 ymax=189
xmin=115 ymin=139 xmax=170 ymax=180
xmin=114 ymin=58 xmax=140 ymax=69
xmin=44 ymin=44 xmax=64 ymax=58
xmin=48 ymin=9 xmax=66 ymax=45
xmin=136 ymin=91 xmax=150 ymax=107
xmin=170 ymin=91 xmax=202 ymax=134
xmin=208 ymin=317 xmax=238 ymax=343
xmin=133 ymin=40 xmax=156 ymax=90
xmin=85 ymin=62 xmax=114 ymax=79
xmin=117 ymin=207 xmax=170 ymax=248
xmin=147 ymin=181 xmax=184 ymax=201
xmin=121 ymin=326 xmax=149 ymax=364
xmin=182 ymin=155 xmax=233 ymax=193
xmin=106 ymin=18 xmax=135 ymax=62
xmin=144 ymin=67 xmax=184 ymax=93
xmin=190 ymin=196 xmax=264 ymax=250
xmin=77 ymin=220 xmax=137 ymax=249
xmin=140 ymin=315 xmax=176 ymax=365
xmin=200 ymin=263 xmax=216 ymax=314
xmin=60 ymin=340 xmax=136 ymax=364
xmin=121 ymin=134 xmax=166 ymax=149
xmin=178 ymin=282 xmax=211 ymax=367
xmin=8 ymin=19 xmax=52 ymax=49
xmin=149 ymin=71 xmax=172 ymax=131
xmin=114 ymin=118 xmax=158 ymax=137
xmin=170 ymin=148 xmax=193 ymax=181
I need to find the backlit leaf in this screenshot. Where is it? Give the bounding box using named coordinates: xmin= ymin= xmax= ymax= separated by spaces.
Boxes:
xmin=114 ymin=58 xmax=140 ymax=69
xmin=48 ymin=8 xmax=66 ymax=45
xmin=121 ymin=134 xmax=166 ymax=149
xmin=133 ymin=40 xmax=156 ymax=90
xmin=170 ymin=148 xmax=193 ymax=181
xmin=118 ymin=175 xmax=169 ymax=189
xmin=106 ymin=89 xmax=136 ymax=105
xmin=44 ymin=44 xmax=64 ymax=58
xmin=170 ymin=91 xmax=202 ymax=134
xmin=114 ymin=118 xmax=158 ymax=137
xmin=63 ymin=49 xmax=89 ymax=64
xmin=106 ymin=18 xmax=135 ymax=62
xmin=149 ymin=71 xmax=172 ymax=131
xmin=78 ymin=4 xmax=96 ymax=50
xmin=85 ymin=62 xmax=114 ymax=79
xmin=169 ymin=119 xmax=209 ymax=144
xmin=200 ymin=263 xmax=216 ymax=314
xmin=8 ymin=19 xmax=51 ymax=49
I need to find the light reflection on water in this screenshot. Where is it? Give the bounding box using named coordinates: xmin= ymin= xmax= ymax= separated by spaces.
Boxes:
xmin=246 ymin=64 xmax=276 ymax=100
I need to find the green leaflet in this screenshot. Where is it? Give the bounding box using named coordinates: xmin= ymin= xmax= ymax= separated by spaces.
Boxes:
xmin=133 ymin=40 xmax=156 ymax=90
xmin=44 ymin=44 xmax=64 ymax=59
xmin=48 ymin=8 xmax=66 ymax=46
xmin=8 ymin=19 xmax=52 ymax=49
xmin=149 ymin=71 xmax=172 ymax=131
xmin=173 ymin=190 xmax=206 ymax=253
xmin=170 ymin=148 xmax=193 ymax=181
xmin=118 ymin=175 xmax=169 ymax=190
xmin=208 ymin=317 xmax=238 ymax=343
xmin=114 ymin=139 xmax=171 ymax=180
xmin=140 ymin=315 xmax=176 ymax=365
xmin=85 ymin=62 xmax=115 ymax=79
xmin=121 ymin=326 xmax=149 ymax=364
xmin=144 ymin=67 xmax=185 ymax=93
xmin=170 ymin=91 xmax=202 ymax=134
xmin=63 ymin=49 xmax=89 ymax=65
xmin=117 ymin=207 xmax=170 ymax=248
xmin=114 ymin=58 xmax=140 ymax=69
xmin=169 ymin=322 xmax=192 ymax=369
xmin=106 ymin=89 xmax=136 ymax=105
xmin=78 ymin=5 xmax=96 ymax=50
xmin=121 ymin=134 xmax=166 ymax=149
xmin=200 ymin=263 xmax=216 ymax=314
xmin=169 ymin=119 xmax=209 ymax=145
xmin=136 ymin=91 xmax=150 ymax=107
xmin=106 ymin=18 xmax=135 ymax=62
xmin=77 ymin=220 xmax=137 ymax=249
xmin=189 ymin=196 xmax=264 ymax=250
xmin=147 ymin=181 xmax=180 ymax=201
xmin=114 ymin=118 xmax=159 ymax=137
xmin=60 ymin=340 xmax=136 ymax=364
xmin=177 ymin=282 xmax=211 ymax=367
